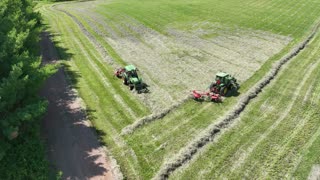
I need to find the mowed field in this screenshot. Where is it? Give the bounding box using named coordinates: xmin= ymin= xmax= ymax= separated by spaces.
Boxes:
xmin=39 ymin=0 xmax=320 ymax=179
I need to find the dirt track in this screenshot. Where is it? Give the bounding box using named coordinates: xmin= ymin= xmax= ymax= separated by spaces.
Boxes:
xmin=39 ymin=32 xmax=115 ymax=180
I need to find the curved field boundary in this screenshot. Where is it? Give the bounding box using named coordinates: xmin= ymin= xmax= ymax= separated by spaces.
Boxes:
xmin=121 ymin=96 xmax=191 ymax=135
xmin=153 ymin=20 xmax=320 ymax=180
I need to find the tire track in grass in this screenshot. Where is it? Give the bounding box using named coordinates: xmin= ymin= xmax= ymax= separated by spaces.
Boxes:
xmin=289 ymin=123 xmax=320 ymax=178
xmin=259 ymin=47 xmax=320 ymax=179
xmin=79 ymin=10 xmax=178 ymax=112
xmin=72 ymin=35 xmax=138 ymax=120
xmin=264 ymin=111 xmax=316 ymax=178
xmin=261 ymin=67 xmax=320 ymax=178
xmin=52 ymin=5 xmax=115 ymax=65
xmin=60 ymin=16 xmax=135 ymax=127
xmin=170 ymin=92 xmax=290 ymax=179
xmin=55 ymin=4 xmax=170 ymax=115
xmin=52 ymin=4 xmax=149 ymax=117
xmin=153 ymin=19 xmax=320 ymax=180
xmin=68 ymin=9 xmax=166 ymax=88
xmin=154 ymin=104 xmax=213 ymax=143
xmin=228 ymin=36 xmax=320 ymax=174
xmin=70 ymin=8 xmax=195 ymax=112
xmin=205 ymin=35 xmax=320 ymax=178
xmin=63 ymin=16 xmax=139 ymax=120
xmin=66 ymin=8 xmax=128 ymax=66
xmin=230 ymin=56 xmax=320 ymax=173
xmin=121 ymin=96 xmax=191 ymax=135
xmin=52 ymin=7 xmax=133 ymax=129
xmin=303 ymin=77 xmax=318 ymax=103
xmin=44 ymin=7 xmax=141 ymax=178
xmin=54 ymin=3 xmax=181 ymax=115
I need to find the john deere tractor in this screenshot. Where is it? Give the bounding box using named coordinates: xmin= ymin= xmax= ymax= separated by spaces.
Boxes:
xmin=114 ymin=65 xmax=148 ymax=93
xmin=209 ymin=72 xmax=239 ymax=96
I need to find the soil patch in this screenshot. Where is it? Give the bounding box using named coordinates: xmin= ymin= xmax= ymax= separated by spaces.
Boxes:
xmin=40 ymin=32 xmax=118 ymax=179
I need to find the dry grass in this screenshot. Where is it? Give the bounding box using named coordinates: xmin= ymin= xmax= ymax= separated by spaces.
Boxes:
xmin=58 ymin=2 xmax=291 ymax=112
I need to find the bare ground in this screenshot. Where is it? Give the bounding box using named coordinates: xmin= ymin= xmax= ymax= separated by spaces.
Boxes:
xmin=39 ymin=32 xmax=119 ymax=180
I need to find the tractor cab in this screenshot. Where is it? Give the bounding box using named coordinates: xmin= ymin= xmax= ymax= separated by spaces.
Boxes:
xmin=210 ymin=72 xmax=239 ymax=96
xmin=124 ymin=65 xmax=138 ymax=78
xmin=215 ymin=72 xmax=229 ymax=86
xmin=123 ymin=65 xmax=141 ymax=87
xmin=114 ymin=64 xmax=148 ymax=93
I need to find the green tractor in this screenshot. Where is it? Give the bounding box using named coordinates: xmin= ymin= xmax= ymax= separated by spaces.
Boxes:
xmin=114 ymin=65 xmax=148 ymax=93
xmin=209 ymin=72 xmax=239 ymax=96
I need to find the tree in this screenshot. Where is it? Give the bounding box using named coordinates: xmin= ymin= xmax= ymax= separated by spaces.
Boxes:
xmin=0 ymin=0 xmax=56 ymax=160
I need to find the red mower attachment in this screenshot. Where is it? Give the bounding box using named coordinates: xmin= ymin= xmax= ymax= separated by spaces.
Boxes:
xmin=114 ymin=68 xmax=125 ymax=78
xmin=191 ymin=90 xmax=222 ymax=103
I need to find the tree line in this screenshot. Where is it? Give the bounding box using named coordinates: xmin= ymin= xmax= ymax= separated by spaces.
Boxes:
xmin=0 ymin=0 xmax=55 ymax=161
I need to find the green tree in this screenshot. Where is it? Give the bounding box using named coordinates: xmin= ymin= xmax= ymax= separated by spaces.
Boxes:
xmin=0 ymin=0 xmax=56 ymax=160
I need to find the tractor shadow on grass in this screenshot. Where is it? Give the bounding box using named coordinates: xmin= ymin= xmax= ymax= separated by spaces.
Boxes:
xmin=136 ymin=82 xmax=150 ymax=94
xmin=40 ymin=29 xmax=111 ymax=179
xmin=224 ymin=90 xmax=240 ymax=97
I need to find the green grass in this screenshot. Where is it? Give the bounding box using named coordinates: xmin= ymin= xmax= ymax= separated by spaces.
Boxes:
xmin=171 ymin=26 xmax=320 ymax=179
xmin=97 ymin=0 xmax=320 ymax=38
xmin=39 ymin=0 xmax=320 ymax=179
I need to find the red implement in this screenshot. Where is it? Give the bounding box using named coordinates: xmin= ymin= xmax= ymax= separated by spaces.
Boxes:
xmin=210 ymin=93 xmax=221 ymax=102
xmin=114 ymin=68 xmax=125 ymax=78
xmin=192 ymin=90 xmax=202 ymax=99
xmin=192 ymin=90 xmax=221 ymax=102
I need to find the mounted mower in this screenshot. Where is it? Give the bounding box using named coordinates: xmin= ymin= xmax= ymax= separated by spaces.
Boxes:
xmin=191 ymin=72 xmax=239 ymax=102
xmin=114 ymin=65 xmax=148 ymax=93
xmin=191 ymin=90 xmax=222 ymax=102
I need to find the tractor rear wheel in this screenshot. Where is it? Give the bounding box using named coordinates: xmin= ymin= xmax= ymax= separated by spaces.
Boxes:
xmin=129 ymin=84 xmax=134 ymax=91
xmin=220 ymin=87 xmax=228 ymax=96
xmin=123 ymin=78 xmax=128 ymax=85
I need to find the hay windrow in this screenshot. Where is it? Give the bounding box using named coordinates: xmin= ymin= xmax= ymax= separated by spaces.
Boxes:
xmin=121 ymin=96 xmax=191 ymax=135
xmin=153 ymin=20 xmax=320 ymax=180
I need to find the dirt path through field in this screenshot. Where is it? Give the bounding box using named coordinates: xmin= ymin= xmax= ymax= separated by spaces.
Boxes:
xmin=39 ymin=32 xmax=116 ymax=180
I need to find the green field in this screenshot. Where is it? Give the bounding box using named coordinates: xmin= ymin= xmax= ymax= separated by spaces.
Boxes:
xmin=171 ymin=26 xmax=320 ymax=180
xmin=39 ymin=0 xmax=320 ymax=179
